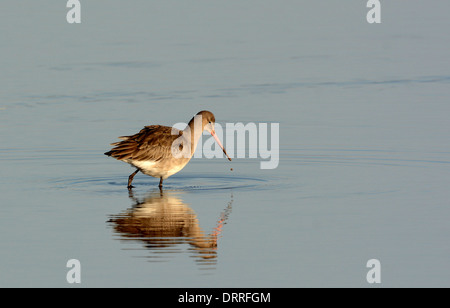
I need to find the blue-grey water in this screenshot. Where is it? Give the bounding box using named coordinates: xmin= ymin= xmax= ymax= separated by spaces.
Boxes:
xmin=1 ymin=1 xmax=450 ymax=287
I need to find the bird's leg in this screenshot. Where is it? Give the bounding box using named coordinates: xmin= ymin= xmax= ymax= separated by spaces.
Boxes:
xmin=158 ymin=177 xmax=163 ymax=189
xmin=127 ymin=169 xmax=139 ymax=189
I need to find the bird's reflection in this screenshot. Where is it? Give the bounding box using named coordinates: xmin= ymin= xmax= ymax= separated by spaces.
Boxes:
xmin=108 ymin=189 xmax=233 ymax=267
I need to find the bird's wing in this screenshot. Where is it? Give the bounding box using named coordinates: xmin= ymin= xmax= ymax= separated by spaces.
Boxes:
xmin=105 ymin=125 xmax=182 ymax=161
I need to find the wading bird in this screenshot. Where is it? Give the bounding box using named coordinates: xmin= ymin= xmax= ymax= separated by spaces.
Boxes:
xmin=105 ymin=110 xmax=231 ymax=189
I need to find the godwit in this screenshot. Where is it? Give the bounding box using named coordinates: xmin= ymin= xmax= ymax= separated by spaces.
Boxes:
xmin=105 ymin=110 xmax=231 ymax=189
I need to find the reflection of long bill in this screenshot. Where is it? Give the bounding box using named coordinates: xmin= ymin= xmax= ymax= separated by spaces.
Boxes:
xmin=210 ymin=130 xmax=232 ymax=161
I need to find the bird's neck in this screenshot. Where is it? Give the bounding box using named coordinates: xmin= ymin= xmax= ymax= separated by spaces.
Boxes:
xmin=184 ymin=115 xmax=205 ymax=156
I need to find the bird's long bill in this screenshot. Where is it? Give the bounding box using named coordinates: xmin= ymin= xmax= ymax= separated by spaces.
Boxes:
xmin=211 ymin=130 xmax=232 ymax=161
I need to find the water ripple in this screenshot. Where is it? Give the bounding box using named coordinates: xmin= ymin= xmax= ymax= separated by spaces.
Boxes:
xmin=217 ymin=75 xmax=450 ymax=96
xmin=50 ymin=173 xmax=269 ymax=193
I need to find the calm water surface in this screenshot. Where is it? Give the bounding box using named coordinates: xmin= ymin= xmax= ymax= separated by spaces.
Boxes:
xmin=1 ymin=1 xmax=450 ymax=287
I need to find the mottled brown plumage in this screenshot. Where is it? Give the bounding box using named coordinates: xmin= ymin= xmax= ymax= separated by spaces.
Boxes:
xmin=105 ymin=125 xmax=182 ymax=162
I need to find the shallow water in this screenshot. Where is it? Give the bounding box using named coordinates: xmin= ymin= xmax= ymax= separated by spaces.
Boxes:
xmin=1 ymin=1 xmax=450 ymax=287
